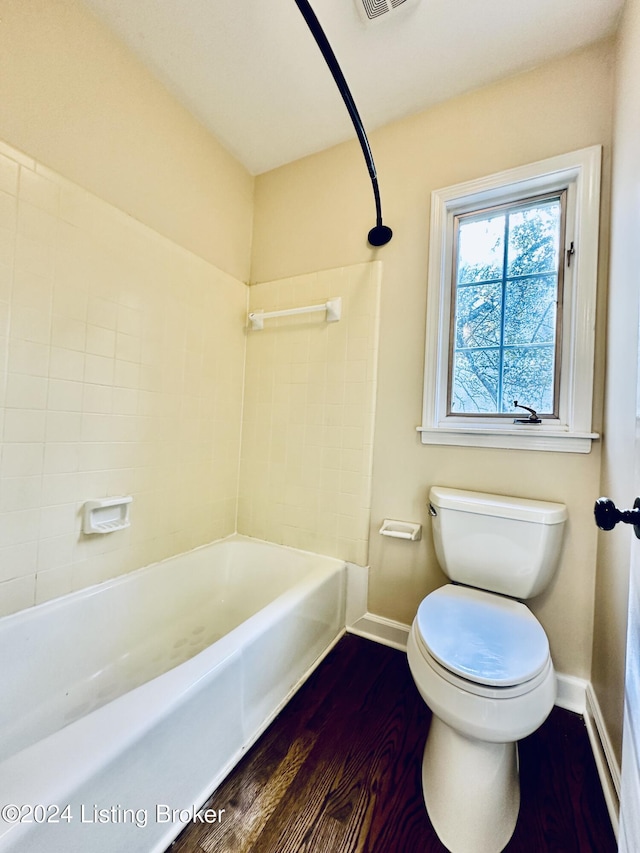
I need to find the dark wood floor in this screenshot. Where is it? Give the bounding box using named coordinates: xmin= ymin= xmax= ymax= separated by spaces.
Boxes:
xmin=168 ymin=635 xmax=616 ymax=853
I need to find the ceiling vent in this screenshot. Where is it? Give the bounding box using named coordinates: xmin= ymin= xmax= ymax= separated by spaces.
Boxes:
xmin=355 ymin=0 xmax=420 ymax=25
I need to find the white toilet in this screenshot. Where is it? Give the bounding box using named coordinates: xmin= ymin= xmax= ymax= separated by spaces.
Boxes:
xmin=407 ymin=486 xmax=567 ymax=853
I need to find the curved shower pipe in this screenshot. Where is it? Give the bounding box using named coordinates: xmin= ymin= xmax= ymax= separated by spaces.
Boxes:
xmin=293 ymin=0 xmax=393 ymax=247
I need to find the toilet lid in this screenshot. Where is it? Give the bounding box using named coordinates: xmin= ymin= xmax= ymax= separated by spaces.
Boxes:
xmin=416 ymin=585 xmax=550 ymax=687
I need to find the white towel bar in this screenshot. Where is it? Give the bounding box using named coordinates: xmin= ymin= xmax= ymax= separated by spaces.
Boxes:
xmin=248 ymin=297 xmax=341 ymax=330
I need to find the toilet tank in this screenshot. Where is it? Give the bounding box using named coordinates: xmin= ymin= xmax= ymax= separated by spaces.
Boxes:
xmin=429 ymin=486 xmax=567 ymax=599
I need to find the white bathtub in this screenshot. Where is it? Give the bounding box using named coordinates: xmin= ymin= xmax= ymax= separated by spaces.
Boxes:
xmin=0 ymin=535 xmax=346 ymax=853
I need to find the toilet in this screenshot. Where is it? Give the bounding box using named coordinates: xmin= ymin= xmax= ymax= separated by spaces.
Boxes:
xmin=406 ymin=486 xmax=567 ymax=853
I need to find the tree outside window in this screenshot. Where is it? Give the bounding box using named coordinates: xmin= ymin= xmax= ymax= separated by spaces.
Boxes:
xmin=449 ymin=194 xmax=565 ymax=417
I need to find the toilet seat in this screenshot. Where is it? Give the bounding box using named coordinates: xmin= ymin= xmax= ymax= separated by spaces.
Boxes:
xmin=413 ymin=624 xmax=553 ymax=699
xmin=415 ymin=584 xmax=550 ymax=693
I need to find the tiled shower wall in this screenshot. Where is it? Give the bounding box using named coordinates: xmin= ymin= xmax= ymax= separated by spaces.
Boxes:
xmin=0 ymin=139 xmax=382 ymax=618
xmin=238 ymin=263 xmax=381 ymax=566
xmin=0 ymin=141 xmax=247 ymax=617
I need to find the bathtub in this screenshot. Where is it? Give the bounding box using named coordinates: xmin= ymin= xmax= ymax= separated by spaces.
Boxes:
xmin=0 ymin=535 xmax=346 ymax=853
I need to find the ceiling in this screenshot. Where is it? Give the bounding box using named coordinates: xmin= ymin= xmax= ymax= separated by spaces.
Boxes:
xmin=82 ymin=0 xmax=623 ymax=175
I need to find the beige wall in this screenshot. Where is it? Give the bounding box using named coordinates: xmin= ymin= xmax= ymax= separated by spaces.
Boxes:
xmin=593 ymin=0 xmax=640 ymax=765
xmin=0 ymin=141 xmax=247 ymax=617
xmin=0 ymin=0 xmax=254 ymax=282
xmin=253 ymin=41 xmax=615 ymax=680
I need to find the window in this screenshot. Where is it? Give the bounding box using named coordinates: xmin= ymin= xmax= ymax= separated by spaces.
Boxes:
xmin=419 ymin=147 xmax=601 ymax=453
xmin=450 ymin=192 xmax=565 ymax=417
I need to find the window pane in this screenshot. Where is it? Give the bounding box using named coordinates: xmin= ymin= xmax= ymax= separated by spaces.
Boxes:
xmin=501 ymin=346 xmax=555 ymax=413
xmin=507 ymin=200 xmax=561 ymax=277
xmin=450 ymin=193 xmax=563 ymax=416
xmin=450 ymin=349 xmax=500 ymax=413
xmin=454 ymin=282 xmax=502 ymax=348
xmin=457 ymin=215 xmax=505 ymax=284
xmin=504 ymin=276 xmax=557 ymax=345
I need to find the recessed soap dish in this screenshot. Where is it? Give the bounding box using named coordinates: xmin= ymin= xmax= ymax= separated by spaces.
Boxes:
xmin=83 ymin=496 xmax=132 ymax=534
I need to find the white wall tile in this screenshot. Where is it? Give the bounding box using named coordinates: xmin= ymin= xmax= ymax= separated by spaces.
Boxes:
xmin=0 ymin=228 xmax=14 ymax=270
xmin=39 ymin=503 xmax=77 ymax=539
xmin=0 ymin=143 xmax=383 ymax=616
xmin=45 ymin=412 xmax=82 ymax=443
xmin=8 ymin=339 xmax=49 ymax=377
xmin=47 ymin=379 xmax=84 ymax=412
xmin=1 ymin=443 xmax=44 ymax=478
xmin=0 ymin=302 xmax=10 ymax=338
xmin=3 ymin=410 xmax=46 ymax=443
xmin=87 ymin=296 xmax=118 ymax=330
xmin=5 ymin=373 xmax=48 ymax=409
xmin=19 ymin=168 xmax=60 ymax=216
xmin=0 ymin=509 xmax=41 ymax=549
xmin=84 ymin=353 xmax=114 ymax=386
xmin=10 ymin=304 xmax=51 ymax=345
xmin=0 ymin=145 xmax=247 ymax=612
xmin=35 ymin=564 xmax=73 ymax=606
xmin=0 ymin=574 xmax=35 ymax=617
xmin=0 ymin=476 xmax=42 ymax=512
xmin=0 ymin=154 xmax=19 ymax=196
xmin=49 ymin=346 xmax=85 ymax=381
xmin=43 ymin=443 xmax=79 ymax=475
xmin=238 ymin=262 xmax=381 ymax=564
xmin=51 ymin=315 xmax=86 ymax=351
xmin=0 ymin=540 xmax=39 ymax=583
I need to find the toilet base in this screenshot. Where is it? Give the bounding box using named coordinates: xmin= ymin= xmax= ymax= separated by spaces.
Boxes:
xmin=422 ymin=715 xmax=520 ymax=853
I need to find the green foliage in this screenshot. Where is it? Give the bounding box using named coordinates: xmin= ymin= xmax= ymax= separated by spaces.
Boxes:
xmin=451 ymin=198 xmax=561 ymax=414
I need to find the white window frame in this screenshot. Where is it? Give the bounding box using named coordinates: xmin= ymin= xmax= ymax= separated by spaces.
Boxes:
xmin=418 ymin=146 xmax=601 ymax=453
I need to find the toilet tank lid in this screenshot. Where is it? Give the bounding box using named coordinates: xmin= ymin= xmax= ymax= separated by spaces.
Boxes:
xmin=429 ymin=486 xmax=567 ymax=525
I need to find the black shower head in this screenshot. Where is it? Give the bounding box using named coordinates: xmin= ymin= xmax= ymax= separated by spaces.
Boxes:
xmin=368 ymin=224 xmax=393 ymax=246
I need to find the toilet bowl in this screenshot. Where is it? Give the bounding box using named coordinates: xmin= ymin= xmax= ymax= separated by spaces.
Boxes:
xmin=407 ymin=487 xmax=567 ymax=853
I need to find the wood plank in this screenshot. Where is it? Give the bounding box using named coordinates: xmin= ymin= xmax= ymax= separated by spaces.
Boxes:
xmin=169 ymin=635 xmax=616 ymax=853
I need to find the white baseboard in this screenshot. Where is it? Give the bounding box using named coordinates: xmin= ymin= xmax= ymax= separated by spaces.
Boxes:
xmin=584 ymin=682 xmax=621 ymax=839
xmin=555 ymin=672 xmax=588 ymax=714
xmin=554 ymin=673 xmax=620 ymax=837
xmin=347 ymin=612 xmax=620 ymax=838
xmin=348 ymin=612 xmax=410 ymax=651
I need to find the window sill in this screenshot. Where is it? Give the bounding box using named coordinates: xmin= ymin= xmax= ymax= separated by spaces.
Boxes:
xmin=416 ymin=425 xmax=599 ymax=453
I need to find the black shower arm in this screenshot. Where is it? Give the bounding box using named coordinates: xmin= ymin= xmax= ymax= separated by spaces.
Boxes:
xmin=293 ymin=0 xmax=392 ymax=246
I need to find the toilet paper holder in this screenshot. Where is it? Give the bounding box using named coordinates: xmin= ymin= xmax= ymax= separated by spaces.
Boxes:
xmin=379 ymin=519 xmax=422 ymax=541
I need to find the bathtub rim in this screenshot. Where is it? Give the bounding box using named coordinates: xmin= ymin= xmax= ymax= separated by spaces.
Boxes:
xmin=0 ymin=532 xmax=346 ymax=627
xmin=148 ymin=626 xmax=347 ymax=853
xmin=0 ymin=535 xmax=346 ymax=850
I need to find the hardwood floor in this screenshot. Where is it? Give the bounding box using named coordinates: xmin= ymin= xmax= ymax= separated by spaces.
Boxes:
xmin=168 ymin=635 xmax=616 ymax=853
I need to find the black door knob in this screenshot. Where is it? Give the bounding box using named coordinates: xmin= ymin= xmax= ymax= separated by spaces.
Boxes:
xmin=594 ymin=497 xmax=640 ymax=539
